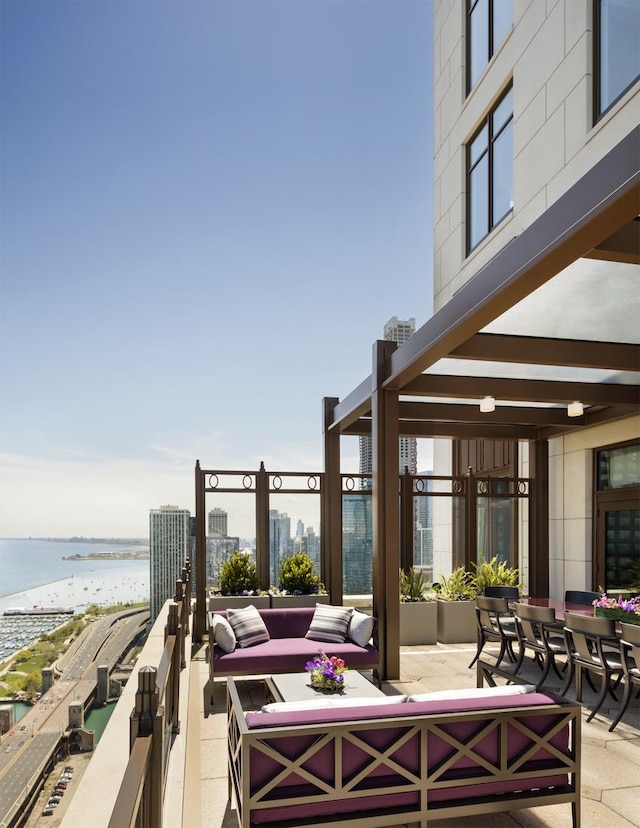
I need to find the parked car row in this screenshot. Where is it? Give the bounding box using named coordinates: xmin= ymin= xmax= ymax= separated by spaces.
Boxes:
xmin=42 ymin=765 xmax=74 ymax=816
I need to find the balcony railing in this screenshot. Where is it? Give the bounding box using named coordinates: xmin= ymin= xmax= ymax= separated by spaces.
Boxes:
xmin=107 ymin=561 xmax=191 ymax=828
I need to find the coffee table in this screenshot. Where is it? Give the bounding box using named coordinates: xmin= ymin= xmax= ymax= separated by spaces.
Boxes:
xmin=267 ymin=670 xmax=385 ymax=703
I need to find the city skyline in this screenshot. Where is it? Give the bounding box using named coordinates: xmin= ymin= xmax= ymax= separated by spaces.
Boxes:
xmin=0 ymin=1 xmax=434 ymax=538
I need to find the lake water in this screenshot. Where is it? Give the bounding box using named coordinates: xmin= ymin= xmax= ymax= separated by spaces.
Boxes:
xmin=0 ymin=538 xmax=149 ymax=613
xmin=85 ymin=701 xmax=117 ymax=742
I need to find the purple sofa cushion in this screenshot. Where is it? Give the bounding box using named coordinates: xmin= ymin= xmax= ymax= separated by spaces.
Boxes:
xmin=215 ymin=637 xmax=378 ymax=674
xmin=215 ymin=607 xmax=315 ymax=639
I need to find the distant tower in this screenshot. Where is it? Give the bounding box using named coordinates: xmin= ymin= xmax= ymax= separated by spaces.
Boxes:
xmin=208 ymin=507 xmax=228 ymax=536
xmin=359 ymin=317 xmax=418 ymax=486
xmin=149 ymin=505 xmax=191 ymax=622
xmin=269 ymin=510 xmax=292 ymax=584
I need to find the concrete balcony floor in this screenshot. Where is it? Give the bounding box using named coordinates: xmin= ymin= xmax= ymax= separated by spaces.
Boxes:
xmin=190 ymin=641 xmax=640 ymax=828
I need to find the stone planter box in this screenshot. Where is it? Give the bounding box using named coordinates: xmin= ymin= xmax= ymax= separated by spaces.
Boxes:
xmin=437 ymin=599 xmax=477 ymax=644
xmin=400 ymin=601 xmax=437 ymax=645
xmin=209 ymin=595 xmax=270 ymax=612
xmin=269 ymin=594 xmax=331 ymax=609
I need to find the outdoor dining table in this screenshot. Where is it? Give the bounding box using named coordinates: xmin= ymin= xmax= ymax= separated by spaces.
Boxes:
xmin=513 ymin=597 xmax=596 ymax=621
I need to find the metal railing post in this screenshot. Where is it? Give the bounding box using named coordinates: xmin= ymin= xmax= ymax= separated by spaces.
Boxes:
xmin=130 ymin=666 xmax=163 ymax=828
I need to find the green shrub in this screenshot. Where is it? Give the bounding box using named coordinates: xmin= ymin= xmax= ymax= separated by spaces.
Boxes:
xmin=471 ymin=555 xmax=522 ymax=594
xmin=435 ymin=566 xmax=477 ymax=601
xmin=399 ymin=568 xmax=433 ymax=602
xmin=277 ymin=552 xmax=322 ymax=594
xmin=218 ymin=551 xmax=261 ymax=594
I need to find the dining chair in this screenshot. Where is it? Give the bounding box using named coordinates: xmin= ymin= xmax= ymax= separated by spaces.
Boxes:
xmin=561 ymin=612 xmax=625 ymax=724
xmin=564 ymin=589 xmax=600 ymax=606
xmin=484 ymin=585 xmax=520 ymax=599
xmin=468 ymin=596 xmax=518 ymax=668
xmin=608 ymin=622 xmax=640 ymax=732
xmin=513 ymin=603 xmax=568 ymax=687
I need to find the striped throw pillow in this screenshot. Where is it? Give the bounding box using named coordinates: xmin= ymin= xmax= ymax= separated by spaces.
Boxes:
xmin=305 ymin=604 xmax=354 ymax=644
xmin=227 ymin=605 xmax=270 ymax=648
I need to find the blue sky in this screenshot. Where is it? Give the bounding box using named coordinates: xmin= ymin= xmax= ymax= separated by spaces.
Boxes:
xmin=0 ymin=0 xmax=434 ymax=538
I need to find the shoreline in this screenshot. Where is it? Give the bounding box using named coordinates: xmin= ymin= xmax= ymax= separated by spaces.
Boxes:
xmin=0 ymin=576 xmax=71 ymax=603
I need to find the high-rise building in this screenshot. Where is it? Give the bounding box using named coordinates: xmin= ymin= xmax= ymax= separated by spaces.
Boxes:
xmin=342 ymin=494 xmax=373 ymax=594
xmin=415 ymin=470 xmax=434 ymax=577
xmin=149 ymin=505 xmax=191 ymax=622
xmin=208 ymin=508 xmax=228 ymax=536
xmin=359 ymin=316 xmax=418 ymax=487
xmin=269 ymin=509 xmax=292 ymax=584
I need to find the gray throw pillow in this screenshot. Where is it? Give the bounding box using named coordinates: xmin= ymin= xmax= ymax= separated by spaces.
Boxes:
xmin=305 ymin=603 xmax=354 ymax=643
xmin=227 ymin=605 xmax=270 ymax=648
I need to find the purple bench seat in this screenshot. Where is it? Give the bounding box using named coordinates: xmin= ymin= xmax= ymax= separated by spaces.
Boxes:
xmin=227 ymin=680 xmax=581 ymax=828
xmin=207 ymin=607 xmax=379 ymax=699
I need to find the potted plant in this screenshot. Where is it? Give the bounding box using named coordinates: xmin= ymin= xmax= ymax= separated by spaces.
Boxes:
xmin=399 ymin=567 xmax=437 ymax=645
xmin=209 ymin=551 xmax=269 ymax=610
xmin=471 ymin=555 xmax=523 ymax=595
xmin=270 ymin=551 xmax=330 ymax=608
xmin=435 ymin=566 xmax=478 ymax=644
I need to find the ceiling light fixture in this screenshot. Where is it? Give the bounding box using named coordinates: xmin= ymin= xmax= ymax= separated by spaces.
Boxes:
xmin=567 ymin=401 xmax=584 ymax=417
xmin=480 ymin=396 xmax=495 ymax=413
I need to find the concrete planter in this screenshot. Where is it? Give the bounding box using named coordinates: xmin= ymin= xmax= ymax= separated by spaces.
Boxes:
xmin=209 ymin=595 xmax=270 ymax=612
xmin=400 ymin=601 xmax=437 ymax=645
xmin=437 ymin=599 xmax=477 ymax=644
xmin=269 ymin=594 xmax=331 ymax=609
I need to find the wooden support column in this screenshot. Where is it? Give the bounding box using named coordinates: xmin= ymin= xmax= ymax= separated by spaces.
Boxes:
xmin=194 ymin=461 xmax=206 ymax=642
xmin=372 ymin=340 xmax=400 ymax=681
xmin=529 ymin=440 xmax=550 ymax=598
xmin=255 ymin=462 xmax=270 ymax=590
xmin=323 ymin=397 xmax=343 ymax=603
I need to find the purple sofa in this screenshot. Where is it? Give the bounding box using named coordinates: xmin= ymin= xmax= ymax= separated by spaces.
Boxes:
xmin=208 ymin=607 xmax=379 ymax=700
xmin=226 ymin=680 xmax=581 ymax=828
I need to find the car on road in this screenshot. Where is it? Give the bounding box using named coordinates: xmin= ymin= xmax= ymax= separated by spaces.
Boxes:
xmin=42 ymin=809 xmax=53 ymax=816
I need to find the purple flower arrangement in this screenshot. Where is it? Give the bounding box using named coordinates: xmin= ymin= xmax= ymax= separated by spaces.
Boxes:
xmin=305 ymin=651 xmax=347 ymax=692
xmin=593 ymin=593 xmax=640 ymax=624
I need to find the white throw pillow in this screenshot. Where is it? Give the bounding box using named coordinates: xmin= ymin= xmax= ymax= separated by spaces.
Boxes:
xmin=347 ymin=610 xmax=375 ymax=647
xmin=261 ymin=694 xmax=406 ymax=713
xmin=212 ymin=614 xmax=236 ymax=653
xmin=408 ymin=684 xmax=536 ymax=703
xmin=305 ymin=604 xmax=354 ymax=643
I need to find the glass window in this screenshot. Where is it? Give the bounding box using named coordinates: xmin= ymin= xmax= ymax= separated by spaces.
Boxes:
xmin=595 ymin=0 xmax=640 ymax=118
xmin=467 ymin=0 xmax=513 ymax=92
xmin=597 ymin=442 xmax=640 ymax=490
xmin=467 ymin=85 xmax=513 ymax=252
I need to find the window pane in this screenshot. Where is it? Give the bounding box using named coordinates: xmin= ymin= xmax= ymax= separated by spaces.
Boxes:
xmin=469 ymin=0 xmax=489 ymax=89
xmin=469 ymin=124 xmax=488 ymax=166
xmin=493 ymin=87 xmax=512 ymax=133
xmin=492 ymin=120 xmax=513 ymax=225
xmin=492 ymin=0 xmax=513 ymax=52
xmin=470 ymin=155 xmax=488 ymax=249
xmin=597 ymin=443 xmax=640 ymax=489
xmin=599 ymin=0 xmax=640 ymax=113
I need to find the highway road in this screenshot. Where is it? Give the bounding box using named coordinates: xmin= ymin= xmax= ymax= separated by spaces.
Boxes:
xmin=0 ymin=609 xmax=148 ymax=827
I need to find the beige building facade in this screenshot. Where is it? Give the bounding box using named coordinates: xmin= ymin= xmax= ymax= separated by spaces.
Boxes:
xmin=430 ymin=0 xmax=639 ymax=597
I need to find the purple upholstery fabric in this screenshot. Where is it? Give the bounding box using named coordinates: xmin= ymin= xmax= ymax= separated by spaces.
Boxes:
xmin=244 ymin=691 xmax=572 ymax=825
xmin=216 ymin=608 xmax=315 ymax=639
xmin=212 ymin=607 xmax=378 ymax=674
xmin=216 ymin=637 xmax=377 ymax=673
